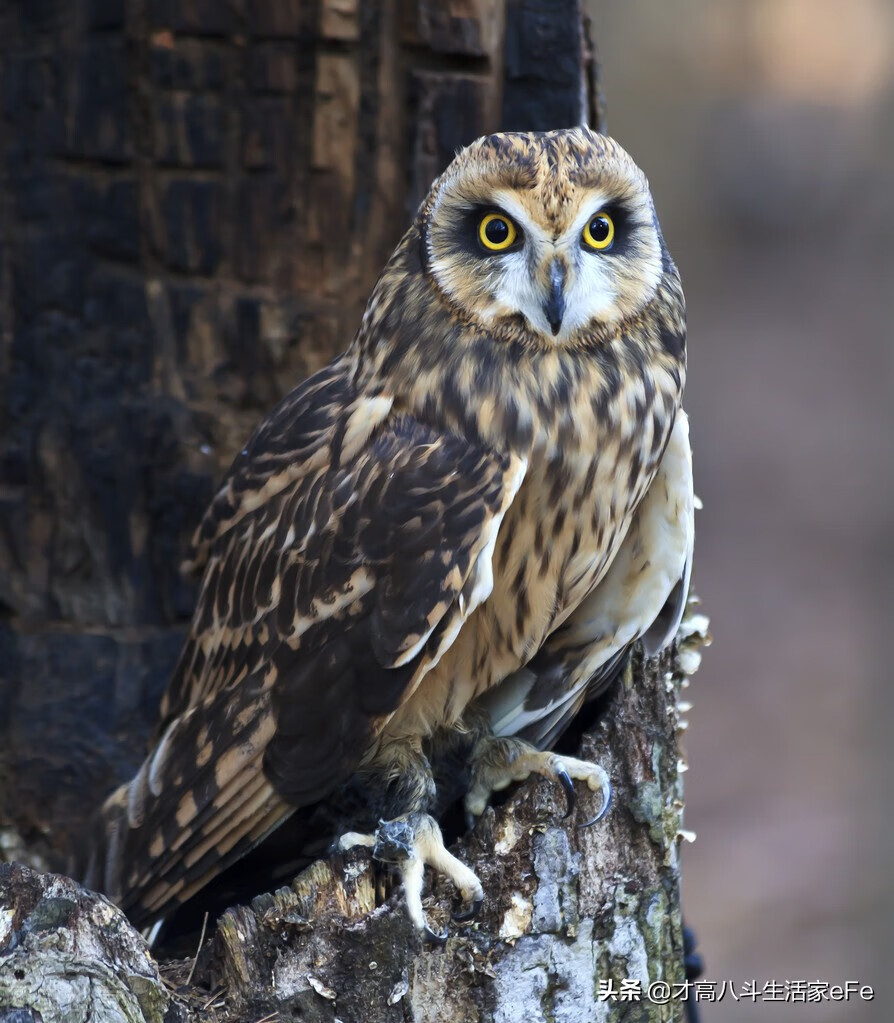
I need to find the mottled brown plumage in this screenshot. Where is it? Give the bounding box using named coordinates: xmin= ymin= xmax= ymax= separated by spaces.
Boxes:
xmin=82 ymin=127 xmax=692 ymax=936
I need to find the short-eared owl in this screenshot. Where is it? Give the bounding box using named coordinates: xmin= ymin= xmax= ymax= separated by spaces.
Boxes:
xmin=83 ymin=127 xmax=693 ymax=940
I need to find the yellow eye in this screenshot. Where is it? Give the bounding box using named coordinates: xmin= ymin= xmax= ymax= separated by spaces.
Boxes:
xmin=582 ymin=212 xmax=615 ymax=250
xmin=478 ymin=212 xmax=517 ymax=251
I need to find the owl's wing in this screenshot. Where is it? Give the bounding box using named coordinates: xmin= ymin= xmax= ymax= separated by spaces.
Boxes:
xmin=83 ymin=358 xmax=526 ymax=925
xmin=481 ymin=410 xmax=694 ymax=749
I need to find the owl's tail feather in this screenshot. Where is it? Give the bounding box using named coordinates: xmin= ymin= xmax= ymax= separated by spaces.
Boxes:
xmin=75 ymin=685 xmax=293 ymax=931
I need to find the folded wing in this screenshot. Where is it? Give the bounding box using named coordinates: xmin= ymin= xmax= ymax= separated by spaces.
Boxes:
xmin=481 ymin=410 xmax=694 ymax=749
xmin=82 ymin=358 xmax=526 ymax=925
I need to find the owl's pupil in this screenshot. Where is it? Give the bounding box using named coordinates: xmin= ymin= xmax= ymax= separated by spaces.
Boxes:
xmin=589 ymin=217 xmax=611 ymax=242
xmin=485 ymin=218 xmax=509 ymax=245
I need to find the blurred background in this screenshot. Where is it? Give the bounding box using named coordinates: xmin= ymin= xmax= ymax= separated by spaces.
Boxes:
xmin=591 ymin=0 xmax=893 ymax=1017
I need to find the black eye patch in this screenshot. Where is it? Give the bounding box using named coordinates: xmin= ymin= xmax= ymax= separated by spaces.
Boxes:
xmin=447 ymin=206 xmax=525 ymax=258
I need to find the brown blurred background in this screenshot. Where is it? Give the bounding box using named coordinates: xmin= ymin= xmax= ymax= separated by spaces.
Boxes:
xmin=590 ymin=0 xmax=894 ymax=1017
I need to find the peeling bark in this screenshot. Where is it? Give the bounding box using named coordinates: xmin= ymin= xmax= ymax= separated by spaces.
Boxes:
xmin=0 ymin=864 xmax=169 ymax=1023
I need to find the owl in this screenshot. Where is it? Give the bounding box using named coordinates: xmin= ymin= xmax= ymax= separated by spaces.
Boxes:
xmin=82 ymin=127 xmax=693 ymax=942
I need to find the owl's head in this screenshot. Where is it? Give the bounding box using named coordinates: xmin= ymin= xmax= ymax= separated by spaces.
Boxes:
xmin=419 ymin=127 xmax=670 ymax=344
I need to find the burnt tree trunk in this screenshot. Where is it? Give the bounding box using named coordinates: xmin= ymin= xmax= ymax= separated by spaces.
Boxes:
xmin=0 ymin=2 xmax=706 ymax=1022
xmin=0 ymin=0 xmax=601 ymax=867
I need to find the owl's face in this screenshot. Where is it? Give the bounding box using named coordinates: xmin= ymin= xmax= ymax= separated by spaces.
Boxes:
xmin=421 ymin=128 xmax=667 ymax=344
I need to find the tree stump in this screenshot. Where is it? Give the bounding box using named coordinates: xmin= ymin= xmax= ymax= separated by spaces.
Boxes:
xmin=0 ymin=612 xmax=709 ymax=1022
xmin=199 ymin=617 xmax=709 ymax=1023
xmin=0 ymin=862 xmax=170 ymax=1023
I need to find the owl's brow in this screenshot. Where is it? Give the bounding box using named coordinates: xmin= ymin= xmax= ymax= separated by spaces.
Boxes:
xmin=565 ymin=164 xmax=647 ymax=198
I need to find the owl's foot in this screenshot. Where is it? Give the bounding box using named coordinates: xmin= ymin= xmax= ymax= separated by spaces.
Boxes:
xmin=464 ymin=736 xmax=612 ymax=829
xmin=337 ymin=811 xmax=483 ymax=943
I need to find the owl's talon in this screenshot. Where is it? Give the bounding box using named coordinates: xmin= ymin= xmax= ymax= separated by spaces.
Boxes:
xmin=464 ymin=809 xmax=478 ymax=834
xmin=577 ymin=775 xmax=612 ymax=828
xmin=340 ymin=812 xmax=484 ymax=940
xmin=465 ymin=737 xmax=612 ymax=829
xmin=556 ymin=764 xmax=576 ymax=819
xmin=452 ymin=892 xmax=484 ymax=922
xmin=424 ymin=924 xmax=449 ymax=945
xmin=333 ymin=830 xmax=376 ymax=854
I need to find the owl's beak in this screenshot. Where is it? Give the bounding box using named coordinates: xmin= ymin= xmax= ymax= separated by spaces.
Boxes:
xmin=543 ymin=259 xmax=566 ymax=336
